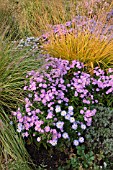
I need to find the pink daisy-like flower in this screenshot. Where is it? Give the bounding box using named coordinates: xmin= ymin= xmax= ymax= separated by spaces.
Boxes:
xmin=45 ymin=126 xmax=50 ymax=132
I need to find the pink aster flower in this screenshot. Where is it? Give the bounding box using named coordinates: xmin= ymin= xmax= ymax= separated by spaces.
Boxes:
xmin=18 ymin=118 xmax=23 ymax=123
xmin=80 ymin=110 xmax=84 ymax=114
xmin=45 ymin=126 xmax=50 ymax=132
xmin=57 ymin=133 xmax=61 ymax=138
xmin=46 ymin=112 xmax=53 ymax=119
xmin=35 ymin=126 xmax=41 ymax=132
xmin=29 ymin=82 xmax=36 ymax=90
xmin=17 ymin=113 xmax=22 ymax=119
xmin=48 ymin=140 xmax=57 ymax=146
xmin=52 ymin=129 xmax=57 ymax=134
xmin=22 ymin=132 xmax=29 ymax=137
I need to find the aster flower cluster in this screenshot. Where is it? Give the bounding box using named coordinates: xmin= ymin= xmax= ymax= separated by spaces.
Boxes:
xmin=16 ymin=14 xmax=113 ymax=52
xmin=16 ymin=36 xmax=42 ymax=52
xmin=12 ymin=56 xmax=113 ymax=147
xmin=42 ymin=16 xmax=113 ymax=41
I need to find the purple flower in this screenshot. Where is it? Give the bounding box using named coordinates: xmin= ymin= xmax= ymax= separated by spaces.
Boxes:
xmin=56 ymin=121 xmax=64 ymax=129
xmin=78 ymin=132 xmax=81 ymax=136
xmin=43 ymin=84 xmax=47 ymax=88
xmin=29 ymin=82 xmax=36 ymax=90
xmin=55 ymin=105 xmax=61 ymax=113
xmin=58 ymin=100 xmax=62 ymax=104
xmin=22 ymin=132 xmax=29 ymax=137
xmin=17 ymin=123 xmax=23 ymax=132
xmin=61 ymin=110 xmax=67 ymax=116
xmin=45 ymin=126 xmax=50 ymax=132
xmin=48 ymin=140 xmax=57 ymax=146
xmin=36 ymin=109 xmax=40 ymax=113
xmin=46 ymin=112 xmax=53 ymax=119
xmin=13 ymin=53 xmax=113 ymax=147
xmin=62 ymin=132 xmax=69 ymax=139
xmin=81 ymin=124 xmax=86 ymax=130
xmin=72 ymin=123 xmax=78 ymax=130
xmin=80 ymin=110 xmax=84 ymax=114
xmin=79 ymin=137 xmax=84 ymax=143
xmin=57 ymin=133 xmax=61 ymax=138
xmin=69 ymin=117 xmax=75 ymax=123
xmin=68 ymin=111 xmax=74 ymax=116
xmin=73 ymin=140 xmax=79 ymax=146
xmin=65 ymin=21 xmax=71 ymax=27
xmin=17 ymin=112 xmax=22 ymax=119
xmin=68 ymin=106 xmax=74 ymax=111
xmin=65 ymin=114 xmax=71 ymax=120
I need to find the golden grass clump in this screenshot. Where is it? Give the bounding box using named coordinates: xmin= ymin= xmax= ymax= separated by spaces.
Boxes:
xmin=43 ymin=31 xmax=113 ymax=70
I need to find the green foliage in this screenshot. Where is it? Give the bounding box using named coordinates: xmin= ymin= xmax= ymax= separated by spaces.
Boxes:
xmin=0 ymin=38 xmax=44 ymax=170
xmin=85 ymin=106 xmax=113 ymax=169
xmin=0 ymin=39 xmax=44 ymax=111
xmin=58 ymin=145 xmax=101 ymax=170
xmin=58 ymin=106 xmax=113 ymax=169
xmin=0 ymin=108 xmax=33 ymax=170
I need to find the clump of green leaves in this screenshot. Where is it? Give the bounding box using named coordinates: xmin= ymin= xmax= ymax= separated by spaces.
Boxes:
xmin=58 ymin=106 xmax=113 ymax=170
xmin=85 ymin=106 xmax=113 ymax=169
xmin=58 ymin=145 xmax=102 ymax=170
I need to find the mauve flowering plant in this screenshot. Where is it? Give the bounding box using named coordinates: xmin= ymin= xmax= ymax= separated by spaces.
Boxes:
xmin=16 ymin=14 xmax=113 ymax=53
xmin=42 ymin=15 xmax=113 ymax=41
xmin=12 ymin=56 xmax=113 ymax=147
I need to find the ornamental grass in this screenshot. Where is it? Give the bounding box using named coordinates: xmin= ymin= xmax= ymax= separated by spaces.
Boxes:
xmin=0 ymin=0 xmax=112 ymax=38
xmin=0 ymin=108 xmax=32 ymax=170
xmin=0 ymin=36 xmax=44 ymax=112
xmin=43 ymin=31 xmax=113 ymax=70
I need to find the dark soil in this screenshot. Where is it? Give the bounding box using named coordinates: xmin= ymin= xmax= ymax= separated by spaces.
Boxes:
xmin=26 ymin=143 xmax=70 ymax=170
